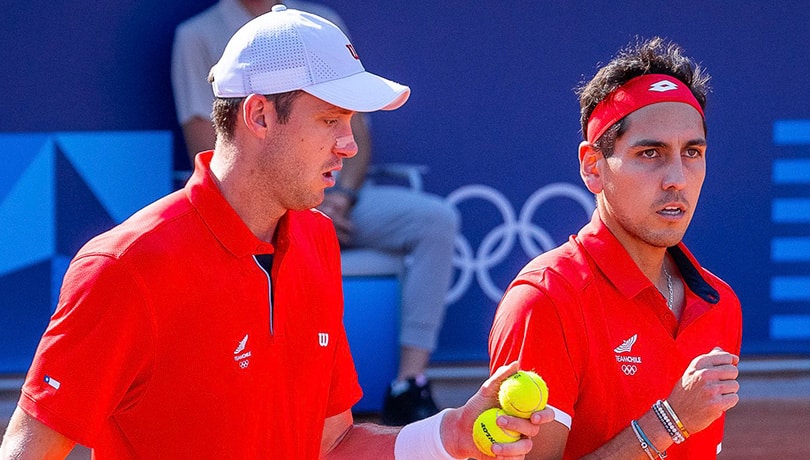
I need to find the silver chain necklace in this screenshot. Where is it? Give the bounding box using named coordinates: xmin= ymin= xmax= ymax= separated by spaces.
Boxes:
xmin=663 ymin=264 xmax=674 ymax=310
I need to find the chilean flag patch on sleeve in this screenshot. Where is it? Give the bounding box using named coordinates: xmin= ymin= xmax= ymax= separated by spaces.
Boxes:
xmin=44 ymin=375 xmax=61 ymax=390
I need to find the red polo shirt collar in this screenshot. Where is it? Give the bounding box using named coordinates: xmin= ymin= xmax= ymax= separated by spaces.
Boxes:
xmin=185 ymin=151 xmax=276 ymax=257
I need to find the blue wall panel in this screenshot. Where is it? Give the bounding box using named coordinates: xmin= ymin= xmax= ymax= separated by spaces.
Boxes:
xmin=0 ymin=132 xmax=172 ymax=373
xmin=343 ymin=277 xmax=400 ymax=412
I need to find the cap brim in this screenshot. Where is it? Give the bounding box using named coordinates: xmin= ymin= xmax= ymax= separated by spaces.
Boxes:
xmin=303 ymin=71 xmax=410 ymax=112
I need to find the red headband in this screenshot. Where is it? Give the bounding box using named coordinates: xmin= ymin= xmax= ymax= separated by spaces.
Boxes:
xmin=586 ymin=74 xmax=704 ymax=143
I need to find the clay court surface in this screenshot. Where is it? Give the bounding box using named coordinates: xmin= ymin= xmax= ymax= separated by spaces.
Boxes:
xmin=2 ymin=364 xmax=808 ymax=459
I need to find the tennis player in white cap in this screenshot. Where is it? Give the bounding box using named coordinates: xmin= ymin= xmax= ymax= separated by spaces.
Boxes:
xmin=0 ymin=5 xmax=552 ymax=459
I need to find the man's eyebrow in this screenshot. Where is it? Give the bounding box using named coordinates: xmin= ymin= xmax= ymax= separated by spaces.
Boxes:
xmin=322 ymin=106 xmax=354 ymax=116
xmin=629 ymin=138 xmax=706 ymax=148
xmin=630 ymin=139 xmax=668 ymax=148
xmin=685 ymin=138 xmax=707 ymax=147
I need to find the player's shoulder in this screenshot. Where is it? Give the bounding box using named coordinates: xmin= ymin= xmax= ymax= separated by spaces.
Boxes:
xmin=700 ymin=265 xmax=740 ymax=306
xmin=78 ymin=191 xmax=193 ymax=260
xmin=515 ymin=237 xmax=592 ymax=291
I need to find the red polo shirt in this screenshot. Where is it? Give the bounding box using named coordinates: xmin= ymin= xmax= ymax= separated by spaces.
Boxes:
xmin=489 ymin=212 xmax=742 ymax=459
xmin=19 ymin=151 xmax=362 ymax=459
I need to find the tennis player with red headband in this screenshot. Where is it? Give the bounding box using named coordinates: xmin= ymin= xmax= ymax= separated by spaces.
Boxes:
xmin=488 ymin=37 xmax=742 ymax=459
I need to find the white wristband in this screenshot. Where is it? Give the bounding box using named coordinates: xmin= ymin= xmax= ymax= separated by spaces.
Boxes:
xmin=394 ymin=408 xmax=462 ymax=460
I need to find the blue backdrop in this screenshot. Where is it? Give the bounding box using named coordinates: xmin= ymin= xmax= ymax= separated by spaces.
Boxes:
xmin=1 ymin=1 xmax=808 ymax=364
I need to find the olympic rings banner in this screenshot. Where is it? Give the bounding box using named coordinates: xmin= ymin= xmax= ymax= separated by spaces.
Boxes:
xmin=431 ymin=182 xmax=594 ymax=361
xmin=446 ymin=183 xmax=594 ymax=305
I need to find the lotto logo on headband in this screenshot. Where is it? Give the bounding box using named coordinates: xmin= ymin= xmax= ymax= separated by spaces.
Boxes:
xmin=649 ymin=79 xmax=679 ymax=92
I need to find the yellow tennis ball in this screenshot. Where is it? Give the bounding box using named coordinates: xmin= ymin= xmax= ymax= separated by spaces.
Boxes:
xmin=498 ymin=370 xmax=549 ymax=418
xmin=472 ymin=407 xmax=521 ymax=456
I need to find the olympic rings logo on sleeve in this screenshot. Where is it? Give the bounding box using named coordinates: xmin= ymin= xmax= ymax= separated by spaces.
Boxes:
xmin=445 ymin=182 xmax=594 ymax=304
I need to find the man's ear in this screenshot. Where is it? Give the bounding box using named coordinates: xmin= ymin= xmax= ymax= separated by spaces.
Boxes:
xmin=240 ymin=94 xmax=273 ymax=139
xmin=579 ymin=141 xmax=603 ymax=194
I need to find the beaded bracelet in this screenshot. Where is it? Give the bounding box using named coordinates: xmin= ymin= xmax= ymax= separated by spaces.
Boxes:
xmin=653 ymin=400 xmax=685 ymax=444
xmin=631 ymin=420 xmax=667 ymax=459
xmin=662 ymin=399 xmax=690 ymax=439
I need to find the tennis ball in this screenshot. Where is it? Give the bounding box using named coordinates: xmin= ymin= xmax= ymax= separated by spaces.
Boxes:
xmin=472 ymin=407 xmax=521 ymax=456
xmin=498 ymin=370 xmax=549 ymax=418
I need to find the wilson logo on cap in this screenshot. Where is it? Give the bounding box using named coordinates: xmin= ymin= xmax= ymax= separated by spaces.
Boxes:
xmin=346 ymin=44 xmax=359 ymax=60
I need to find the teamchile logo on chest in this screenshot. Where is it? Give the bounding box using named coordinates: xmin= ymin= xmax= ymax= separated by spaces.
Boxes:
xmin=613 ymin=333 xmax=643 ymax=376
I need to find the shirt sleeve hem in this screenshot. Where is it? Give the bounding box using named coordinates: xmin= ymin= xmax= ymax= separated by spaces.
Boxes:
xmin=17 ymin=390 xmax=96 ymax=448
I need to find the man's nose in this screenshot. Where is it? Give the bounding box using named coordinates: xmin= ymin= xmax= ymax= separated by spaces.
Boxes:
xmin=663 ymin=156 xmax=687 ymax=190
xmin=334 ymin=134 xmax=358 ymax=158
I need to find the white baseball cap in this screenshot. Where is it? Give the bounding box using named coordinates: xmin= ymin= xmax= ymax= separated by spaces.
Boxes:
xmin=210 ymin=4 xmax=410 ymax=112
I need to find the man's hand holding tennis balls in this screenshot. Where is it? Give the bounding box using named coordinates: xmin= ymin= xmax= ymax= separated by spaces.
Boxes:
xmin=441 ymin=361 xmax=554 ymax=459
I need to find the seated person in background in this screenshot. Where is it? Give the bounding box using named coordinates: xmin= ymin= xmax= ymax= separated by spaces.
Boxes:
xmin=171 ymin=0 xmax=460 ymax=425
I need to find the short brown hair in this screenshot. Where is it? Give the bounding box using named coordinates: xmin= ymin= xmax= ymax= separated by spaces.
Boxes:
xmin=209 ymin=90 xmax=305 ymax=140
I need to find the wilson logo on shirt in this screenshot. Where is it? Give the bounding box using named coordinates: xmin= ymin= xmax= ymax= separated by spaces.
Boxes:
xmin=234 ymin=334 xmax=252 ymax=369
